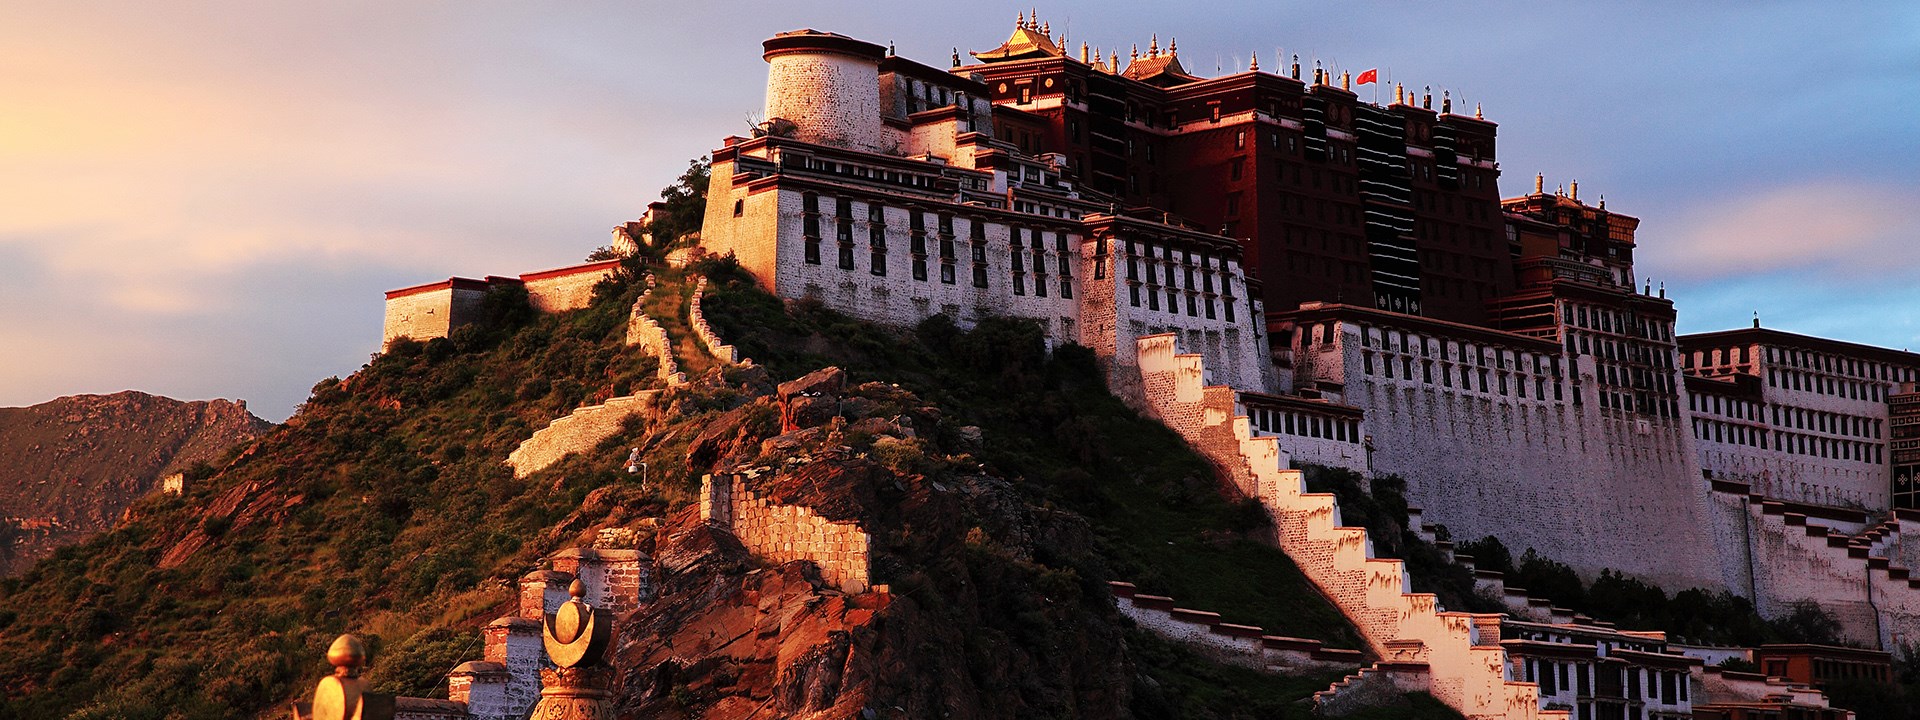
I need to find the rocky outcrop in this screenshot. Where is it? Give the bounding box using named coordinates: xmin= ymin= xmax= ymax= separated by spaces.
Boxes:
xmin=0 ymin=390 xmax=271 ymax=574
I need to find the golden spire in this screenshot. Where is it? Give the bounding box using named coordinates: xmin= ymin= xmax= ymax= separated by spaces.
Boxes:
xmin=1249 ymin=52 xmax=1259 ymax=72
xmin=1080 ymin=42 xmax=1089 ymax=64
xmin=1169 ymin=37 xmax=1177 ymax=55
xmin=1475 ymin=102 xmax=1484 ymax=120
xmin=1041 ymin=21 xmax=1050 ymax=36
xmin=1394 ymin=83 xmax=1405 ymax=105
xmin=1341 ymin=70 xmax=1351 ymax=90
xmin=1131 ymin=43 xmax=1138 ymax=61
xmin=1149 ymin=34 xmax=1159 ymax=58
xmin=1570 ymin=179 xmax=1579 ymax=201
xmin=1535 ymin=173 xmax=1544 ymax=194
xmin=1017 ymin=10 xmax=1025 ymax=28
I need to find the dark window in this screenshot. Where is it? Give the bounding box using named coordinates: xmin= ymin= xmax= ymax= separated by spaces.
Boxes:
xmin=835 ymin=197 xmax=854 ymax=270
xmin=1011 ymin=228 xmax=1026 ymax=295
xmin=802 ymin=192 xmax=821 ymax=265
xmin=869 ymin=203 xmax=887 ymax=275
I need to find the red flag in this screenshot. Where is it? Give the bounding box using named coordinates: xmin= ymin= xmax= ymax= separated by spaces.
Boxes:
xmin=1356 ymin=68 xmax=1378 ymax=85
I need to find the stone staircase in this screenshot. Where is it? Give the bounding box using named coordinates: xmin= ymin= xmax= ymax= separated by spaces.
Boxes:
xmin=1136 ymin=333 xmax=1561 ymax=720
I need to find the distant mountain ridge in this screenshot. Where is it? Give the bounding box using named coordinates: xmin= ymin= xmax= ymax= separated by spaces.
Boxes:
xmin=0 ymin=390 xmax=271 ymax=574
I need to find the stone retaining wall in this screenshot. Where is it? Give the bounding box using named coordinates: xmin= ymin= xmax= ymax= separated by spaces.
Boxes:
xmin=627 ymin=274 xmax=687 ymax=386
xmin=1315 ymin=662 xmax=1435 ymax=717
xmin=689 ymin=277 xmax=750 ymax=366
xmin=1108 ymin=581 xmax=1362 ymax=674
xmin=504 ymin=392 xmax=657 ymax=479
xmin=701 ymin=472 xmax=871 ymax=594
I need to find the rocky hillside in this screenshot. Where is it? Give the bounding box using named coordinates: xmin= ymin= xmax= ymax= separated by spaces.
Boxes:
xmin=0 ymin=391 xmax=271 ymax=575
xmin=0 ymin=259 xmax=1455 ymax=720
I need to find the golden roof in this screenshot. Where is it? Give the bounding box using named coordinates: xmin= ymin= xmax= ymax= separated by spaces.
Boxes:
xmin=971 ymin=12 xmax=1065 ymax=62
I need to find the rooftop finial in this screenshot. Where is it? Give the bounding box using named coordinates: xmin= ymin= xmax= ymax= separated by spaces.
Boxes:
xmin=327 ymin=635 xmax=367 ymax=678
xmin=1475 ymin=102 xmax=1483 ymax=119
xmin=887 ymin=41 xmax=896 ymax=57
xmin=1017 ymin=10 xmax=1025 ymax=28
xmin=1081 ymin=42 xmax=1089 ymax=64
xmin=1341 ymin=70 xmax=1351 ymax=90
xmin=1442 ymin=89 xmax=1451 ymax=114
xmin=1571 ymin=179 xmax=1579 ymax=201
xmin=1422 ymin=85 xmax=1432 ymax=109
xmin=1535 ymin=173 xmax=1544 ymax=194
xmin=1599 ymin=194 xmax=1607 ymax=209
xmin=1659 ymin=281 xmax=1665 ymax=299
xmin=1249 ymin=51 xmax=1259 ymax=72
xmin=952 ymin=47 xmax=961 ymax=68
xmin=1131 ymin=43 xmax=1138 ymax=61
xmin=1754 ymin=311 xmax=1761 ymax=329
xmin=1291 ymin=54 xmax=1301 ymax=80
xmin=1149 ymin=34 xmax=1159 ymax=58
xmin=1394 ymin=83 xmax=1405 ymax=104
xmin=1169 ymin=37 xmax=1177 ymax=55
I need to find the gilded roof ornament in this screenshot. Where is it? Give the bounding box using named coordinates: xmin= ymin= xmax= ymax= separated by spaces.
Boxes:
xmin=305 ymin=635 xmax=396 ymax=720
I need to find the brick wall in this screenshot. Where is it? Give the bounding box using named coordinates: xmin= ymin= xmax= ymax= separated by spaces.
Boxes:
xmin=481 ymin=617 xmax=543 ymax=718
xmin=517 ymin=570 xmax=574 ymax=620
xmin=447 ymin=661 xmax=512 ymax=720
xmin=700 ymin=473 xmax=871 ymax=594
xmin=549 ymin=547 xmax=653 ymax=616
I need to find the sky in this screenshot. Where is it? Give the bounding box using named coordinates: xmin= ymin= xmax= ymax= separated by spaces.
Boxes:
xmin=3 ymin=1 xmax=1918 ymax=421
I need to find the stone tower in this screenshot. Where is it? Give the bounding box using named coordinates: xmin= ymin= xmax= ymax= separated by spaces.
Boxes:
xmin=761 ymin=29 xmax=889 ymax=153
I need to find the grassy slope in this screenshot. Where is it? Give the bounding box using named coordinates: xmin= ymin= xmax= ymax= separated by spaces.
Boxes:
xmin=698 ymin=266 xmax=1358 ymax=646
xmin=0 ymin=276 xmax=660 ymax=719
xmin=0 ymin=256 xmax=1457 ymax=719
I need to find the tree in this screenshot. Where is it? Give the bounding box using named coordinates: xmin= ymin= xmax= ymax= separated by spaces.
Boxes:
xmin=649 ymin=157 xmax=710 ymax=247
